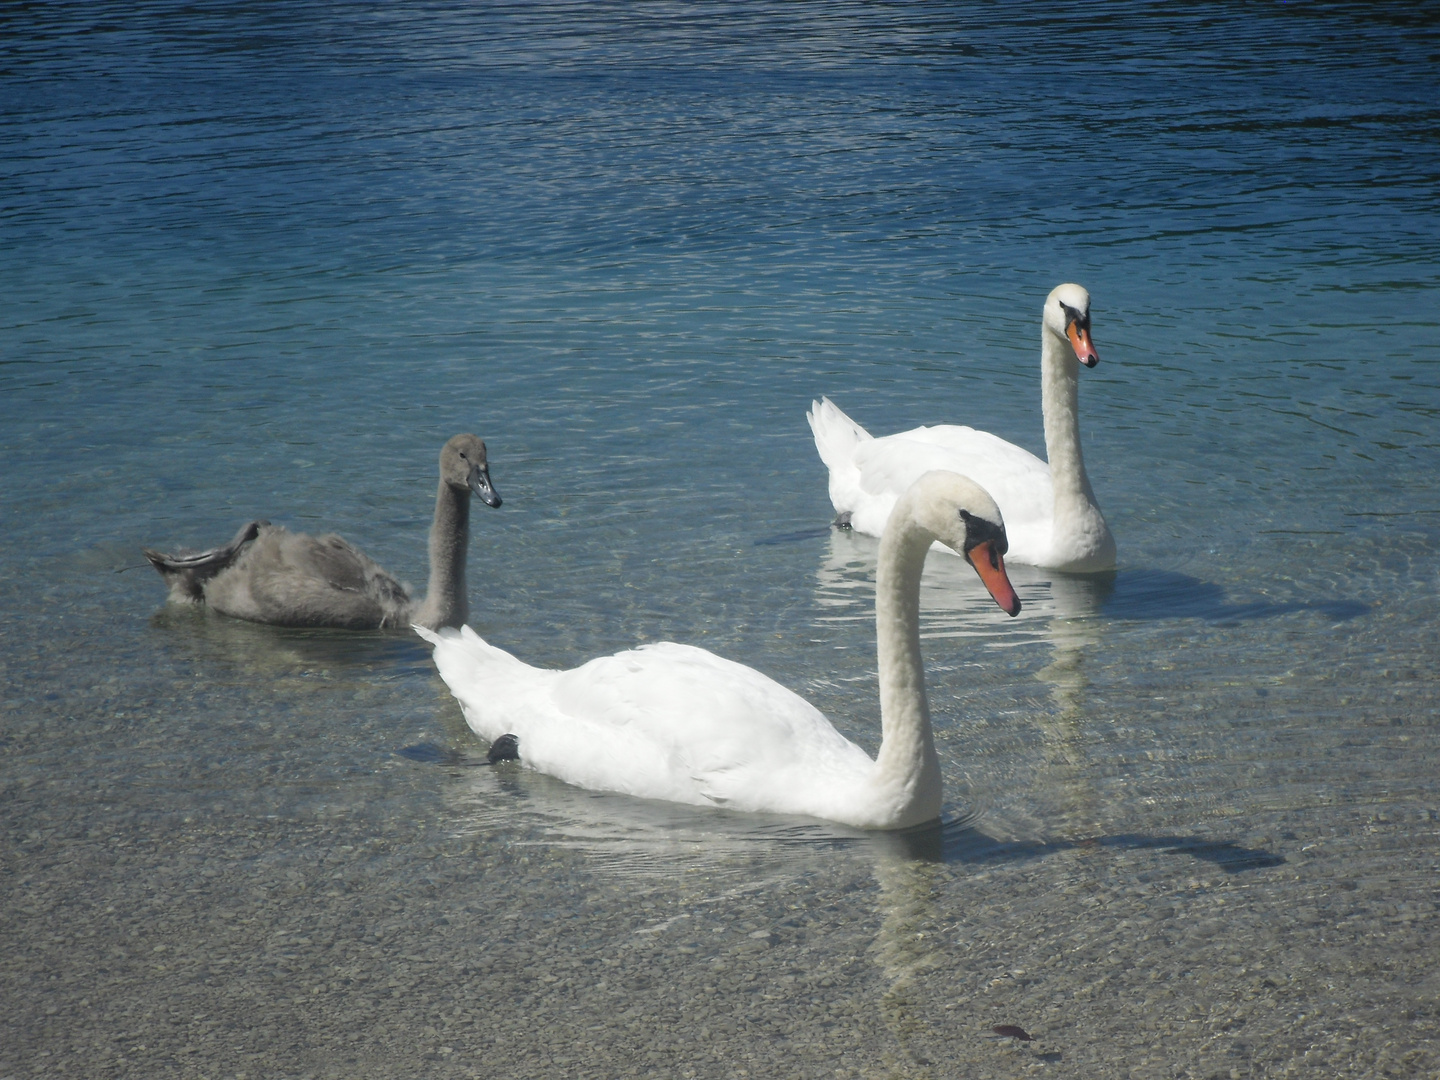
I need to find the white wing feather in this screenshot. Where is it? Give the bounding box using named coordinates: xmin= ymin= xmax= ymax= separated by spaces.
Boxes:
xmin=417 ymin=627 xmax=876 ymax=818
xmin=809 ymin=398 xmax=1055 ymax=566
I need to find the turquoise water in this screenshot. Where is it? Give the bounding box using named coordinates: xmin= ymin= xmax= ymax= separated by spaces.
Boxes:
xmin=3 ymin=4 xmax=1439 ymax=1078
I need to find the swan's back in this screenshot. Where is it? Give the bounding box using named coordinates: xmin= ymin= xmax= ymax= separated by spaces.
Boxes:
xmin=420 ymin=627 xmax=878 ymax=818
xmin=812 ymin=398 xmax=1055 ymax=562
xmin=855 ymin=425 xmax=1054 ymax=553
xmin=204 ymin=525 xmax=414 ymax=629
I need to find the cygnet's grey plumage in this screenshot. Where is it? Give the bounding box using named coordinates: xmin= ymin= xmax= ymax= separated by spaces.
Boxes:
xmin=143 ymin=434 xmax=501 ymax=630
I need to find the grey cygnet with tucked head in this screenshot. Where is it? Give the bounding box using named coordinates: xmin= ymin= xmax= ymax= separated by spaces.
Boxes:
xmin=143 ymin=434 xmax=501 ymax=630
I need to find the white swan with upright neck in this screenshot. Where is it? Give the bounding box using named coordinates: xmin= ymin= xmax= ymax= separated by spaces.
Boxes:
xmin=809 ymin=283 xmax=1115 ymax=573
xmin=144 ymin=434 xmax=501 ymax=630
xmin=417 ymin=470 xmax=1020 ymax=831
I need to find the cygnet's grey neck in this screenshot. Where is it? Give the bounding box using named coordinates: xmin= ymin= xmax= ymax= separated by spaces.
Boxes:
xmin=412 ymin=479 xmax=471 ymax=630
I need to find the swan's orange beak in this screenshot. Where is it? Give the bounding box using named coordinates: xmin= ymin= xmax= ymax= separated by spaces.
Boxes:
xmin=967 ymin=541 xmax=1021 ymax=617
xmin=1067 ymin=321 xmax=1099 ymax=368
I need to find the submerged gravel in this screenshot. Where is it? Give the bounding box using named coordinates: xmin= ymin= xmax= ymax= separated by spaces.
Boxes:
xmin=4 ymin=616 xmax=1438 ymax=1080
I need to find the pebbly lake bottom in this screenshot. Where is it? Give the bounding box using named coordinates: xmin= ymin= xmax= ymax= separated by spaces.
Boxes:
xmin=2 ymin=533 xmax=1438 ymax=1080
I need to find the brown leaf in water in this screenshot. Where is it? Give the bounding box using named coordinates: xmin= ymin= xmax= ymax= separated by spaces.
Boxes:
xmin=992 ymin=1025 xmax=1033 ymax=1041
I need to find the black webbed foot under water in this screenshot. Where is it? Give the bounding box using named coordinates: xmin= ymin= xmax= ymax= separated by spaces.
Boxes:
xmin=397 ymin=734 xmax=519 ymax=767
xmin=486 ymin=734 xmax=520 ymax=764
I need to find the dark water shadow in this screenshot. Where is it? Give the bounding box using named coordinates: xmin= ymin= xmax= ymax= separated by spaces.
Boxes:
xmin=435 ymin=760 xmax=884 ymax=883
xmin=754 ymin=524 xmax=837 ymax=547
xmin=1085 ymin=569 xmax=1371 ymax=624
xmin=880 ymin=817 xmax=1286 ymax=874
xmin=399 ymin=741 xmax=519 ymax=767
xmin=421 ymin=750 xmax=1287 ymax=879
xmin=815 ymin=530 xmax=1369 ymax=627
xmin=399 ymin=742 xmax=485 ymax=766
xmin=148 ymin=603 xmax=435 ymax=674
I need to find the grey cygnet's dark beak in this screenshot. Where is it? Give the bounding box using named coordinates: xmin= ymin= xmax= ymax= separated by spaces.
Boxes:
xmin=469 ymin=463 xmax=502 ymax=508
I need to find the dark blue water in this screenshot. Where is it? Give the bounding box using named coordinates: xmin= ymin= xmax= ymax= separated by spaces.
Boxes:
xmin=3 ymin=4 xmax=1438 ymax=1078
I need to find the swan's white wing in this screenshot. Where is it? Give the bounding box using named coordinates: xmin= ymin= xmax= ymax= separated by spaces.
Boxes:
xmin=843 ymin=426 xmax=1054 ymax=565
xmin=549 ymin=643 xmax=875 ymax=813
xmin=419 ymin=628 xmax=875 ymax=816
xmin=865 ymin=425 xmax=1053 ymax=524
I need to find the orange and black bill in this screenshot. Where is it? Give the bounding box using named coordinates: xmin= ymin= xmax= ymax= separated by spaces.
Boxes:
xmin=968 ymin=540 xmax=1021 ymax=617
xmin=1067 ymin=320 xmax=1099 ymax=368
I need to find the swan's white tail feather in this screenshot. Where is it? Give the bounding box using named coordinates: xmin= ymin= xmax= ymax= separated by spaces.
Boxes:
xmin=807 ymin=396 xmax=872 ymax=474
xmin=417 ymin=624 xmax=530 ymax=675
xmin=414 ymin=624 xmax=536 ymax=741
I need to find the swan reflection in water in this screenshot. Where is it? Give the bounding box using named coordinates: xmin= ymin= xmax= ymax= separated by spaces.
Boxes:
xmin=147 ymin=603 xmax=439 ymax=688
xmin=813 ymin=527 xmax=1370 ymax=838
xmin=426 ymin=753 xmax=1280 ymax=1068
xmin=816 ymin=526 xmax=1111 ymax=839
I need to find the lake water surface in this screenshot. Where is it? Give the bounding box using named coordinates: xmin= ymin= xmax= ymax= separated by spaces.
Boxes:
xmin=3 ymin=4 xmax=1439 ymax=1078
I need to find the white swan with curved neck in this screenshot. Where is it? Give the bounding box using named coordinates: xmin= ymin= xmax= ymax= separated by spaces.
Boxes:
xmin=417 ymin=471 xmax=1020 ymax=831
xmin=809 ymin=283 xmax=1115 ymax=572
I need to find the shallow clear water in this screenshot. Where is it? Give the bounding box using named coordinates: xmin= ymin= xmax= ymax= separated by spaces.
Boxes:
xmin=3 ymin=3 xmax=1439 ymax=1078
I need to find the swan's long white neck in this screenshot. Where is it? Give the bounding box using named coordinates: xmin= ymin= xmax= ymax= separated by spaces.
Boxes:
xmin=870 ymin=497 xmax=944 ymax=828
xmin=1041 ymin=325 xmax=1100 ymax=516
xmin=413 ymin=481 xmax=470 ymax=630
xmin=1040 ymin=324 xmax=1113 ymax=569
